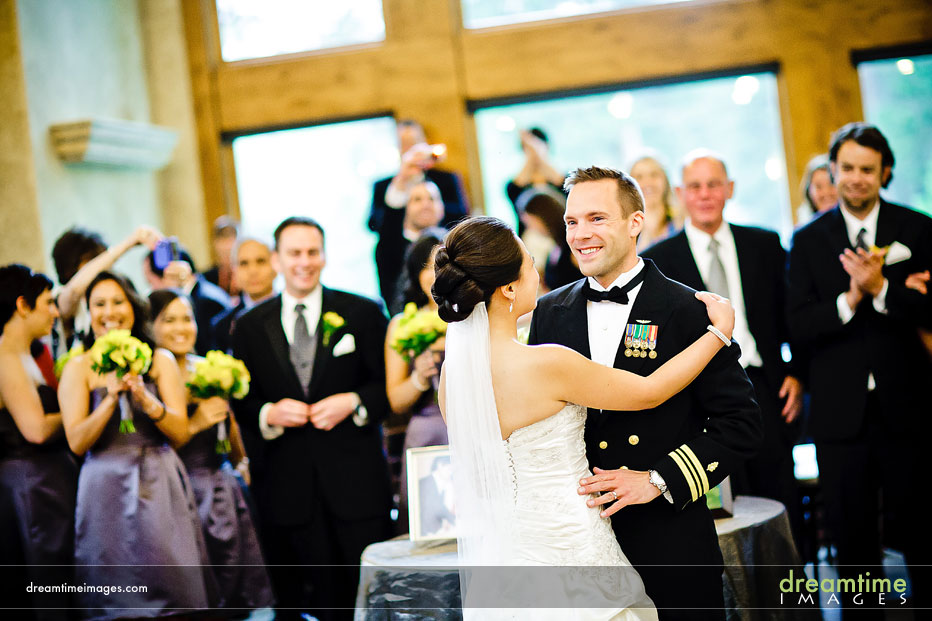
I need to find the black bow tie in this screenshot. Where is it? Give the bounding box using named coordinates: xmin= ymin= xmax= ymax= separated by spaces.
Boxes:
xmin=582 ymin=268 xmax=647 ymax=304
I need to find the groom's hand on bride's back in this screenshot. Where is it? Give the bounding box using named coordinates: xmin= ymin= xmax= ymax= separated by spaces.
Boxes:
xmin=577 ymin=467 xmax=661 ymax=518
xmin=267 ymin=398 xmax=311 ymax=427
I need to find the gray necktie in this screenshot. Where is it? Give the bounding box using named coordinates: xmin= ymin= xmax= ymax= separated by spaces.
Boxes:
xmin=289 ymin=303 xmax=316 ymax=396
xmin=855 ymin=227 xmax=869 ymax=251
xmin=706 ymin=238 xmax=730 ymax=298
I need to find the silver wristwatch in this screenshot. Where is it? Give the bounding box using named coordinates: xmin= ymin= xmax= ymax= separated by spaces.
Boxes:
xmin=648 ymin=469 xmax=668 ymax=495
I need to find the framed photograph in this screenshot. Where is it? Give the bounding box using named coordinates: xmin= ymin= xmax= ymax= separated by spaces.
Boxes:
xmin=407 ymin=445 xmax=457 ymax=541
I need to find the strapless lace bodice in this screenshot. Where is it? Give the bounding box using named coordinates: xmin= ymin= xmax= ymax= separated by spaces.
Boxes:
xmin=504 ymin=404 xmax=625 ymax=566
xmin=491 ymin=404 xmax=657 ymax=620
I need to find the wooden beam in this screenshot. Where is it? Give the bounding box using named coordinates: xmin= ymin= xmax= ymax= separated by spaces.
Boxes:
xmin=183 ymin=0 xmax=932 ymax=219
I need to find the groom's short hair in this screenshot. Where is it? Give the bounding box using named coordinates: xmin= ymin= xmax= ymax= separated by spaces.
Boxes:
xmin=563 ymin=166 xmax=645 ymax=218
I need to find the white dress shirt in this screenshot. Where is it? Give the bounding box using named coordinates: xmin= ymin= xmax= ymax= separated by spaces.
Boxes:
xmin=836 ymin=201 xmax=888 ymax=391
xmin=259 ymin=287 xmax=323 ymax=440
xmin=586 ymin=259 xmax=645 ymax=367
xmin=683 ymin=221 xmax=763 ymax=369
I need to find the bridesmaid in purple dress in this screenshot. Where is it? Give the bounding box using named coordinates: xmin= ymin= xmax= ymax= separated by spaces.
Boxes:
xmin=384 ymin=234 xmax=449 ymax=531
xmin=0 ymin=265 xmax=79 ymax=620
xmin=58 ymin=272 xmax=213 ymax=620
xmin=149 ymin=289 xmax=273 ymax=612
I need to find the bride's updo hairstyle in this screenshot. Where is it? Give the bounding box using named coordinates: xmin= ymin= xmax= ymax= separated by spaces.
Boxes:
xmin=432 ymin=216 xmax=523 ymax=323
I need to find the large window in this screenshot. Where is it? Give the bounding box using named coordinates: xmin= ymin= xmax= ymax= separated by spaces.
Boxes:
xmin=473 ymin=71 xmax=792 ymax=238
xmin=216 ymin=0 xmax=385 ymax=62
xmin=858 ymin=53 xmax=932 ymax=217
xmin=231 ymin=117 xmax=399 ymax=299
xmin=462 ymin=0 xmax=698 ymax=29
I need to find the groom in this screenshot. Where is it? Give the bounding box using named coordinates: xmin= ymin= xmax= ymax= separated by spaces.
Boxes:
xmin=528 ymin=166 xmax=761 ymax=620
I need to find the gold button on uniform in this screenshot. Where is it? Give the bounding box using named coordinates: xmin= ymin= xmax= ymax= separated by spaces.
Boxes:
xmin=620 ymin=466 xmax=629 ymax=470
xmin=628 ymin=435 xmax=639 ymax=446
xmin=599 ymin=441 xmax=608 ymax=449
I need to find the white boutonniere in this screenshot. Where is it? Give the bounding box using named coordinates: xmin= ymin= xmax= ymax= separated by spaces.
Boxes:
xmin=321 ymin=311 xmax=345 ymax=347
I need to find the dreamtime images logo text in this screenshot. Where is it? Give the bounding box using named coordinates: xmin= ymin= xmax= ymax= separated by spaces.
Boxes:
xmin=779 ymin=570 xmax=909 ymax=607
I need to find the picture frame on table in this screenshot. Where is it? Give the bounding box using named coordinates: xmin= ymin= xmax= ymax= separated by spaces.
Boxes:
xmin=407 ymin=445 xmax=457 ymax=541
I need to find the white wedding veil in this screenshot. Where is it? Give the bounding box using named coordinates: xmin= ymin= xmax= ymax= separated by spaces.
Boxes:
xmin=443 ymin=302 xmax=515 ymax=571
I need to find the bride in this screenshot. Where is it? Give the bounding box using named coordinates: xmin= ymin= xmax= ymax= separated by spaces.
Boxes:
xmin=433 ymin=216 xmax=734 ymax=620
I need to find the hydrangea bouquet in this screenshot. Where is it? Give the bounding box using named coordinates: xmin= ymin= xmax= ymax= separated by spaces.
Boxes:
xmin=390 ymin=303 xmax=447 ymax=362
xmin=88 ymin=330 xmax=152 ymax=433
xmin=186 ymin=350 xmax=251 ymax=454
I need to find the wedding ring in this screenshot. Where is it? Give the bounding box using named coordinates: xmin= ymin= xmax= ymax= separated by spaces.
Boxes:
xmin=610 ymin=491 xmax=618 ymax=501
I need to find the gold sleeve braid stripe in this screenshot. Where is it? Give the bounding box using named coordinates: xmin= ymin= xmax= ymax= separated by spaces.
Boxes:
xmin=669 ymin=451 xmax=699 ymax=501
xmin=669 ymin=445 xmax=709 ymax=501
xmin=678 ymin=445 xmax=710 ymax=495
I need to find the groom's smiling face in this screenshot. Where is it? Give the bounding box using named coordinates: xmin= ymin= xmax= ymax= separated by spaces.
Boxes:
xmin=565 ymin=179 xmax=641 ymax=288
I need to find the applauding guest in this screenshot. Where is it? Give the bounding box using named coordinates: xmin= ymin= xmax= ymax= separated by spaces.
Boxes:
xmin=232 ymin=217 xmax=392 ymax=620
xmin=150 ymin=289 xmax=273 ymax=612
xmin=59 ymin=272 xmax=214 ymax=619
xmin=787 ymin=123 xmax=932 ymax=611
xmin=0 ymin=265 xmax=79 ymax=617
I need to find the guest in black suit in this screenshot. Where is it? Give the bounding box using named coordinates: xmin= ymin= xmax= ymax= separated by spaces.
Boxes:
xmin=232 ymin=217 xmax=393 ymax=620
xmin=374 ymin=180 xmax=445 ymax=312
xmin=787 ymin=123 xmax=932 ymax=612
xmin=143 ymin=247 xmax=231 ymax=356
xmin=367 ymin=119 xmax=468 ymax=237
xmin=644 ymin=150 xmax=804 ymax=545
xmin=210 ymin=237 xmax=276 ymax=353
xmin=530 ymin=166 xmax=761 ymax=620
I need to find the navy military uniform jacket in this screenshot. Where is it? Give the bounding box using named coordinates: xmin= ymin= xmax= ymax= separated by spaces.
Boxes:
xmin=529 ymin=259 xmax=762 ymax=614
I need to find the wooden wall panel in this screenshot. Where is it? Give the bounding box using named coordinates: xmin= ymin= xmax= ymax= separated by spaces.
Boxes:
xmin=182 ymin=0 xmax=932 ymax=217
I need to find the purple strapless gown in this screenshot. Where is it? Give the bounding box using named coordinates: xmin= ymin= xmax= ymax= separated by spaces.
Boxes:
xmin=0 ymin=384 xmax=78 ymax=620
xmin=74 ymin=388 xmax=214 ymax=620
xmin=176 ymin=410 xmax=274 ymax=611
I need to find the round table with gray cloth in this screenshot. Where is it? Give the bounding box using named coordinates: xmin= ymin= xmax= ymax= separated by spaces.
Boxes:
xmin=355 ymin=496 xmax=814 ymax=620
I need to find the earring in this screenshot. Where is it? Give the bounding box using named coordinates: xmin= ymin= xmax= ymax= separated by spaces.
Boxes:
xmin=509 ymin=299 xmax=514 ymax=313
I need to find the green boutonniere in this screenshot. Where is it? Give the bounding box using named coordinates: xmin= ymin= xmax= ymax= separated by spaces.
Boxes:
xmin=322 ymin=311 xmax=345 ymax=346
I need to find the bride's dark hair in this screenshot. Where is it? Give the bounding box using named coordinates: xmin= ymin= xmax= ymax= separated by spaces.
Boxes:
xmin=432 ymin=216 xmax=523 ymax=323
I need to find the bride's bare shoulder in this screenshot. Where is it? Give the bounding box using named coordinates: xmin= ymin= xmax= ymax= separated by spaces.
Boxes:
xmin=524 ymin=342 xmax=583 ymax=362
xmin=521 ymin=343 xmax=592 ymax=376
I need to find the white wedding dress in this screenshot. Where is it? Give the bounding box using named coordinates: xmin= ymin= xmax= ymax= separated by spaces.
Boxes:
xmin=496 ymin=403 xmax=658 ymax=620
xmin=444 ymin=304 xmax=657 ymax=620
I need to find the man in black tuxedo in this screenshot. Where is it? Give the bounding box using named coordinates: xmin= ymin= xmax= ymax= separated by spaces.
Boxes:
xmin=787 ymin=123 xmax=932 ymax=612
xmin=368 ymin=119 xmax=468 ymax=237
xmin=232 ymin=217 xmax=393 ymax=620
xmin=210 ymin=237 xmax=276 ymax=353
xmin=529 ymin=166 xmax=761 ymax=620
xmin=374 ymin=179 xmax=445 ymax=312
xmin=643 ymin=151 xmax=804 ymax=545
